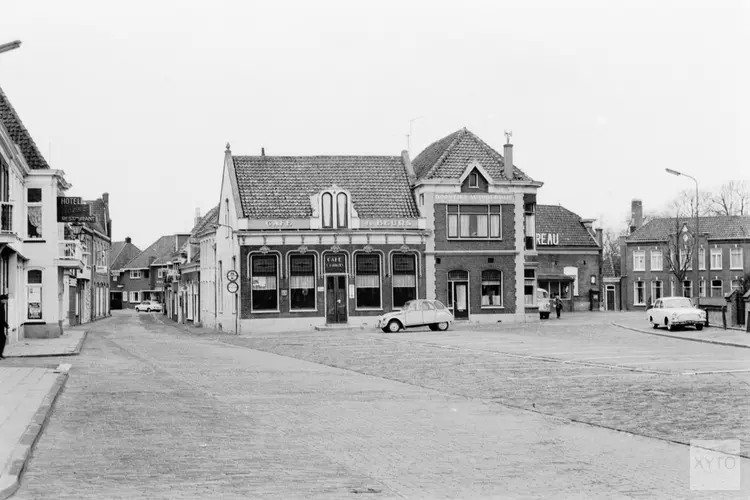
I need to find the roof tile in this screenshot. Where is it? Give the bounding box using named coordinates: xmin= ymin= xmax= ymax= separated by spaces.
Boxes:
xmin=628 ymin=216 xmax=750 ymax=241
xmin=536 ymin=205 xmax=598 ymax=247
xmin=0 ymin=85 xmax=50 ymax=170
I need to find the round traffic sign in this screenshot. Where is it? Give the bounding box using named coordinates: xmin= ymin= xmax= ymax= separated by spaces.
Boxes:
xmin=226 ymin=270 xmax=239 ymax=282
xmin=227 ymin=281 xmax=239 ymax=294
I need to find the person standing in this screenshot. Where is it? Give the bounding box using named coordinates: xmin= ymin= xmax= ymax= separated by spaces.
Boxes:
xmin=0 ymin=294 xmax=8 ymax=359
xmin=554 ymin=294 xmax=563 ymax=319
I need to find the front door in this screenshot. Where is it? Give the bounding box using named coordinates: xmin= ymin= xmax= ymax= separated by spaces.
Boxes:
xmin=326 ymin=276 xmax=348 ymax=324
xmin=448 ymin=281 xmax=469 ymax=319
xmin=606 ymin=286 xmax=615 ymax=311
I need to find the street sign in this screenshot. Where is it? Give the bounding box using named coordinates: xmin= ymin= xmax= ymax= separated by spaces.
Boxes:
xmin=226 ymin=270 xmax=239 ymax=282
xmin=57 ymin=197 xmax=96 ymax=223
xmin=227 ymin=281 xmax=239 ymax=294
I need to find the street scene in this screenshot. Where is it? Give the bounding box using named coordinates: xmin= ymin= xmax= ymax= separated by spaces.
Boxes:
xmin=2 ymin=1 xmax=748 ymax=498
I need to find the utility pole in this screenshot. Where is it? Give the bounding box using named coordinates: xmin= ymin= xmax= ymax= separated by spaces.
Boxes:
xmin=0 ymin=40 xmax=22 ymax=54
xmin=406 ymin=116 xmax=423 ymax=153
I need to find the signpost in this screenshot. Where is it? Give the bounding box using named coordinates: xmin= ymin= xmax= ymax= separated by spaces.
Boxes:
xmin=227 ymin=281 xmax=239 ymax=294
xmin=57 ymin=197 xmax=96 ymax=223
xmin=226 ymin=270 xmax=239 ymax=282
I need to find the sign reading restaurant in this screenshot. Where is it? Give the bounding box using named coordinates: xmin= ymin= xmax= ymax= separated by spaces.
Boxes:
xmin=434 ymin=193 xmax=514 ymax=204
xmin=57 ymin=197 xmax=96 ymax=223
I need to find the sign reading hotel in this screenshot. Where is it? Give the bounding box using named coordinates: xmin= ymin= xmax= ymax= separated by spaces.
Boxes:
xmin=434 ymin=193 xmax=514 ymax=204
xmin=324 ymin=253 xmax=346 ymax=273
xmin=360 ymin=219 xmax=417 ymax=228
xmin=536 ymin=233 xmax=560 ymax=246
xmin=246 ymin=219 xmax=310 ymax=230
xmin=57 ymin=197 xmax=96 ymax=223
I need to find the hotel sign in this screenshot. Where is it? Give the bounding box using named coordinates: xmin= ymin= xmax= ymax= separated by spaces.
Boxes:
xmin=324 ymin=253 xmax=346 ymax=274
xmin=246 ymin=219 xmax=310 ymax=230
xmin=434 ymin=193 xmax=514 ymax=204
xmin=57 ymin=197 xmax=96 ymax=223
xmin=360 ymin=218 xmax=417 ymax=228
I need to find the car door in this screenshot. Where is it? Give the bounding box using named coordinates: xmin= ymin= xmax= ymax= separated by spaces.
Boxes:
xmin=654 ymin=299 xmax=664 ymax=324
xmin=422 ymin=301 xmax=437 ymax=324
xmin=404 ymin=301 xmax=423 ymax=327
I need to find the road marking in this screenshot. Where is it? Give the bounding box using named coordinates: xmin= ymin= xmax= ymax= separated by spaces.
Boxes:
xmin=682 ymin=369 xmax=750 ymax=375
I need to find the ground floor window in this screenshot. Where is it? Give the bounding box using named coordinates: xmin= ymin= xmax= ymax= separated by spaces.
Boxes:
xmin=650 ymin=280 xmax=663 ymax=302
xmin=251 ymin=255 xmax=278 ymax=311
xmin=731 ymin=279 xmax=742 ymax=291
xmin=710 ymin=279 xmax=723 ymax=297
xmin=523 ymin=269 xmax=535 ymax=306
xmin=129 ymin=291 xmax=140 ymax=303
xmin=27 ymin=269 xmax=42 ymax=320
xmin=682 ymin=280 xmax=692 ymax=298
xmin=355 ymin=254 xmax=381 ymax=309
xmin=481 ymin=270 xmax=502 ymax=307
xmin=634 ymin=281 xmax=645 ymax=305
xmin=290 ymin=255 xmax=316 ymax=310
xmin=392 ymin=254 xmax=417 ymax=308
xmin=539 ymin=280 xmax=572 ymax=300
xmin=699 ymin=280 xmax=706 ymax=298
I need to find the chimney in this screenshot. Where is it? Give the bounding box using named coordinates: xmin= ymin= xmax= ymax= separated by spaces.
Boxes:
xmin=261 ymin=147 xmax=265 ymax=157
xmin=596 ymin=228 xmax=603 ymax=247
xmin=102 ymin=192 xmax=109 ymax=206
xmin=401 ymin=150 xmax=416 ymax=184
xmin=503 ymin=131 xmax=513 ymax=180
xmin=125 ymin=236 xmax=131 ymax=244
xmin=630 ymin=199 xmax=643 ymax=234
xmin=194 ymin=207 xmax=201 ymax=227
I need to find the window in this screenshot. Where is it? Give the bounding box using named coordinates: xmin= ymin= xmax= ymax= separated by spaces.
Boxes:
xmin=392 ymin=254 xmax=417 ymax=308
xmin=634 ymin=281 xmax=645 ymax=305
xmin=27 ymin=269 xmax=42 ymax=320
xmin=481 ymin=270 xmax=503 ymax=307
xmin=336 ymin=193 xmax=348 ymax=228
xmin=650 ymin=281 xmax=662 ymax=302
xmin=731 ymin=279 xmax=742 ymax=291
xmin=710 ymin=248 xmax=722 ymax=270
xmin=129 ymin=291 xmax=140 ymax=303
xmin=650 ymin=250 xmax=663 ymax=271
xmin=633 ymin=250 xmax=645 ymax=271
xmin=322 ymin=193 xmax=333 ymax=228
xmin=698 ymin=247 xmax=706 ymax=270
xmin=27 ymin=188 xmax=42 ymax=238
xmin=129 ymin=270 xmax=142 ymax=279
xmin=355 ymin=254 xmax=380 ymax=309
xmin=419 ymin=193 xmax=424 ymax=206
xmin=251 ymin=255 xmax=278 ymax=311
xmin=710 ymin=279 xmax=723 ymax=297
xmin=699 ymin=280 xmax=706 ymax=298
xmin=446 ymin=205 xmax=501 ymax=239
xmin=157 ymin=269 xmax=165 ymax=279
xmin=683 ymin=281 xmax=692 ymax=298
xmin=218 ymin=260 xmax=223 ymax=313
xmin=730 ymin=248 xmax=743 ymax=269
xmin=524 ymin=269 xmax=536 ymax=305
xmin=290 ymin=255 xmax=315 ymax=310
xmin=469 ymin=172 xmax=478 ymax=188
xmin=563 ymin=266 xmax=578 ymax=296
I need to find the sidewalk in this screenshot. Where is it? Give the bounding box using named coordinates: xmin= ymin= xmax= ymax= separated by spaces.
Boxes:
xmin=0 ymin=364 xmax=70 ymax=500
xmin=613 ymin=318 xmax=750 ymax=349
xmin=4 ymin=328 xmax=87 ymax=358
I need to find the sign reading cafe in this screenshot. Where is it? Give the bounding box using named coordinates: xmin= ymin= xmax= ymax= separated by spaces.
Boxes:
xmin=324 ymin=253 xmax=346 ymax=274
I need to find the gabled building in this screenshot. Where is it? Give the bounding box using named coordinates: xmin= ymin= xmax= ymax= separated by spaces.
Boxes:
xmin=78 ymin=193 xmax=112 ymax=323
xmin=109 ymin=237 xmax=141 ymax=309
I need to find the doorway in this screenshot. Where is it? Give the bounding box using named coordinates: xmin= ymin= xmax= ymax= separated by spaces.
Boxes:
xmin=326 ymin=275 xmax=348 ymax=324
xmin=606 ymin=285 xmax=615 ymax=311
xmin=447 ymin=280 xmax=469 ymax=319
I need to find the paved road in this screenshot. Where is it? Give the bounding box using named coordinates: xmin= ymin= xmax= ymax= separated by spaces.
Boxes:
xmin=12 ymin=312 xmax=750 ymax=499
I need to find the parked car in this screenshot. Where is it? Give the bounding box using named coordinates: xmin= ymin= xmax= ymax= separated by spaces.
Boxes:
xmin=537 ymin=288 xmax=551 ymax=319
xmin=646 ymin=297 xmax=706 ymax=331
xmin=135 ymin=300 xmax=163 ymax=313
xmin=377 ymin=299 xmax=454 ymax=332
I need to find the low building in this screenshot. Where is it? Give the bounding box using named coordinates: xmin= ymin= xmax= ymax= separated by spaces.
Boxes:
xmin=109 ymin=237 xmax=142 ymax=309
xmin=176 ymin=206 xmax=218 ymax=326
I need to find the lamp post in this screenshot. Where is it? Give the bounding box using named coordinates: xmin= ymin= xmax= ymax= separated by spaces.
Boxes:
xmin=665 ymin=168 xmax=699 ymax=306
xmin=0 ymin=40 xmax=22 ymax=55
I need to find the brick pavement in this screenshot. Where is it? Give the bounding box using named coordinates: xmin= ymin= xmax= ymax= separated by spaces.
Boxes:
xmin=12 ymin=313 xmax=750 ymax=498
xmin=613 ymin=318 xmax=750 ymax=349
xmin=4 ymin=329 xmax=87 ymax=358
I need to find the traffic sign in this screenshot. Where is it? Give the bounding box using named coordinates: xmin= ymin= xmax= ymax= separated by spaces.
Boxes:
xmin=226 ymin=270 xmax=239 ymax=282
xmin=227 ymin=281 xmax=239 ymax=294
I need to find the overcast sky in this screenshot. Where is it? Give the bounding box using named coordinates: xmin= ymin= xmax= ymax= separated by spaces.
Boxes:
xmin=1 ymin=0 xmax=747 ymax=247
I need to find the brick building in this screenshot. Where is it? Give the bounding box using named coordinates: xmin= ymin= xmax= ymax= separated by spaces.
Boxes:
xmin=109 ymin=237 xmax=141 ymax=309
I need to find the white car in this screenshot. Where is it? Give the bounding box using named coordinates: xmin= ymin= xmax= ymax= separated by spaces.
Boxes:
xmin=376 ymin=299 xmax=454 ymax=333
xmin=135 ymin=300 xmax=163 ymax=313
xmin=646 ymin=297 xmax=706 ymax=331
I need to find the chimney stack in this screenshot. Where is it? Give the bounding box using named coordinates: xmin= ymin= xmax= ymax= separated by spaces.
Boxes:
xmin=125 ymin=236 xmax=131 ymax=244
xmin=261 ymin=147 xmax=265 ymax=157
xmin=194 ymin=207 xmax=201 ymax=227
xmin=503 ymin=130 xmax=513 ymax=180
xmin=596 ymin=228 xmax=603 ymax=247
xmin=401 ymin=150 xmax=416 ymax=184
xmin=630 ymin=199 xmax=643 ymax=234
xmin=102 ymin=192 xmax=109 ymax=206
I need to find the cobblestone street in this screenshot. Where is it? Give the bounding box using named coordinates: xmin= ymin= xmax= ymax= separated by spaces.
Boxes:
xmin=11 ymin=312 xmax=750 ymax=499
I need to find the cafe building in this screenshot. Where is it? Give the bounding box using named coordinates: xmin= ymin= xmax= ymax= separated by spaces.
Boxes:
xmin=213 ymin=145 xmax=427 ymax=333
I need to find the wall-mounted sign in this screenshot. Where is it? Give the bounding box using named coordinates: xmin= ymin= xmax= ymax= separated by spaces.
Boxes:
xmin=324 ymin=253 xmax=346 ymax=274
xmin=57 ymin=197 xmax=96 ymax=223
xmin=226 ymin=270 xmax=239 ymax=282
xmin=434 ymin=193 xmax=514 ymax=204
xmin=227 ymin=281 xmax=239 ymax=294
xmin=349 ymin=284 xmax=355 ymax=299
xmin=95 ymin=265 xmax=108 ymax=274
xmin=536 ymin=233 xmax=560 ymax=246
xmin=246 ymin=219 xmax=311 ymax=230
xmin=360 ymin=219 xmax=417 ymax=228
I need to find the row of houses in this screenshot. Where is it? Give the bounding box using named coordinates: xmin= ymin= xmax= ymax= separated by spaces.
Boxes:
xmin=0 ymin=85 xmax=112 ymax=346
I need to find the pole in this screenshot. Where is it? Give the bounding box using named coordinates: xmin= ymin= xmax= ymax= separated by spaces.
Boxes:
xmin=693 ymin=176 xmax=700 ymax=307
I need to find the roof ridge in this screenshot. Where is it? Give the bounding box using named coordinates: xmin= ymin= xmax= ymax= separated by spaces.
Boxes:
xmin=423 ymin=128 xmax=467 ymax=179
xmin=0 ymin=85 xmax=51 ymax=170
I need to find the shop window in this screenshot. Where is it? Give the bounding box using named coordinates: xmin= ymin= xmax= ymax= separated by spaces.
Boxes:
xmin=710 ymin=279 xmax=723 ymax=297
xmin=634 ymin=281 xmax=645 ymax=305
xmin=355 ymin=254 xmax=380 ymax=309
xmin=633 ymin=250 xmax=645 ymax=271
xmin=446 ymin=205 xmax=501 ymax=239
xmin=27 ymin=188 xmax=42 ymax=239
xmin=650 ymin=280 xmax=663 ymax=302
xmin=251 ymin=255 xmax=278 ymax=311
xmin=682 ymin=281 xmax=692 ymax=298
xmin=563 ymin=266 xmax=578 ymax=296
xmin=523 ymin=269 xmax=535 ymax=305
xmin=710 ymin=248 xmax=722 ymax=270
xmin=730 ymin=248 xmax=743 ymax=269
xmin=392 ymin=254 xmax=417 ymax=308
xmin=27 ymin=269 xmax=42 ymax=320
xmin=650 ymin=250 xmax=663 ymax=271
xmin=481 ymin=270 xmax=503 ymax=307
xmin=290 ymin=255 xmax=315 ymax=310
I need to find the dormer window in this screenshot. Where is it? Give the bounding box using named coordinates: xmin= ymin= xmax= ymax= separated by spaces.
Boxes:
xmin=469 ymin=173 xmax=478 ymax=188
xmin=322 ymin=192 xmax=333 ymax=228
xmin=320 ymin=190 xmax=349 ymax=229
xmin=336 ymin=193 xmax=348 ymax=228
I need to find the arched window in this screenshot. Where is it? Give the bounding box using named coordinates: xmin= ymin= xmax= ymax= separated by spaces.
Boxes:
xmin=336 ymin=193 xmax=348 ymax=228
xmin=392 ymin=254 xmax=417 ymax=308
xmin=322 ymin=193 xmax=333 ymax=228
xmin=251 ymin=255 xmax=279 ymax=311
xmin=356 ymin=254 xmax=380 ymax=309
xmin=289 ymin=255 xmax=316 ymax=310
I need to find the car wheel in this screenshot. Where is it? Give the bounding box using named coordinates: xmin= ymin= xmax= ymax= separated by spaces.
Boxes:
xmin=543 ymin=313 xmax=550 ymax=319
xmin=146 ymin=309 xmax=150 ymax=312
xmin=667 ymin=321 xmax=676 ymax=332
xmin=650 ymin=317 xmax=658 ymax=329
xmin=429 ymin=324 xmax=438 ymax=331
xmin=696 ymin=323 xmax=704 ymax=331
xmin=381 ymin=328 xmax=390 ymax=333
xmin=387 ymin=320 xmax=402 ymax=333
xmin=436 ymin=322 xmax=449 ymax=331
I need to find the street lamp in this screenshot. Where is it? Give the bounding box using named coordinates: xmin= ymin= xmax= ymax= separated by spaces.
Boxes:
xmin=665 ymin=168 xmax=700 ymax=306
xmin=68 ymin=222 xmax=85 ymax=240
xmin=0 ymin=40 xmax=22 ymax=55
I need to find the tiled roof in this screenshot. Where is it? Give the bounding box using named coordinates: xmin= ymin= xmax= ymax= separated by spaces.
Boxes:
xmin=412 ymin=128 xmax=534 ymax=182
xmin=232 ymin=156 xmax=419 ymax=219
xmin=0 ymin=85 xmax=50 ymax=170
xmin=603 ymin=256 xmax=621 ymax=278
xmin=191 ymin=204 xmax=219 ymax=238
xmin=123 ymin=235 xmax=182 ymax=269
xmin=110 ymin=241 xmax=142 ymax=271
xmin=536 ymin=205 xmax=599 ymax=247
xmin=84 ymin=199 xmax=108 ymax=237
xmin=628 ymin=216 xmax=750 ymax=242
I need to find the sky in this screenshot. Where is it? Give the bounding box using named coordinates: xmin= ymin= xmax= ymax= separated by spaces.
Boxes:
xmin=0 ymin=0 xmax=747 ymax=247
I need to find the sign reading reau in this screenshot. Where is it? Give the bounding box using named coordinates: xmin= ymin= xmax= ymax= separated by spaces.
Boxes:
xmin=57 ymin=197 xmax=96 ymax=223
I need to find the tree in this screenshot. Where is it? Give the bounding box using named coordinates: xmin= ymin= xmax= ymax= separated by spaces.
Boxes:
xmin=659 ymin=217 xmax=696 ymax=291
xmin=708 ymin=180 xmax=750 ymax=216
xmin=664 ymin=188 xmax=713 ymax=219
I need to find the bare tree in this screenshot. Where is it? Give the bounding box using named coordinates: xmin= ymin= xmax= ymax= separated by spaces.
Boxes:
xmin=707 ymin=180 xmax=750 ymax=216
xmin=664 ymin=188 xmax=713 ymax=218
xmin=660 ymin=216 xmax=696 ymax=293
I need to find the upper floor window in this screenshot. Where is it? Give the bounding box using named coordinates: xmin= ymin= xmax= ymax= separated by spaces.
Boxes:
xmin=730 ymin=248 xmax=743 ymax=269
xmin=336 ymin=193 xmax=348 ymax=228
xmin=447 ymin=205 xmax=501 ymax=239
xmin=633 ymin=250 xmax=645 ymax=271
xmin=650 ymin=250 xmax=663 ymax=271
xmin=469 ymin=173 xmax=478 ymax=188
xmin=322 ymin=192 xmax=333 ymax=228
xmin=27 ymin=188 xmax=42 ymax=239
xmin=698 ymin=247 xmax=706 ymax=270
xmin=710 ymin=248 xmax=722 ymax=270
xmin=321 ymin=191 xmax=348 ymax=229
xmin=130 ymin=270 xmax=142 ymax=279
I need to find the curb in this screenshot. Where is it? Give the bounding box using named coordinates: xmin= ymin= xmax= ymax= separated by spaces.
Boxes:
xmin=5 ymin=330 xmax=88 ymax=358
xmin=611 ymin=322 xmax=750 ymax=349
xmin=0 ymin=368 xmax=69 ymax=500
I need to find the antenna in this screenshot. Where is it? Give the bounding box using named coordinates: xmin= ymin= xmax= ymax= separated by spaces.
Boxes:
xmin=504 ymin=130 xmax=512 ymax=144
xmin=406 ymin=116 xmax=424 ymax=153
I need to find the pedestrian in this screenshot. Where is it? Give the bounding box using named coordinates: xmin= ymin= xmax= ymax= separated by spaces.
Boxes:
xmin=554 ymin=294 xmax=563 ymax=319
xmin=0 ymin=294 xmax=8 ymax=359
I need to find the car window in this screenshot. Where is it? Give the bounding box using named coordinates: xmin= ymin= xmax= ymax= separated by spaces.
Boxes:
xmin=423 ymin=302 xmax=435 ymax=311
xmin=663 ymin=298 xmax=693 ymax=308
xmin=654 ymin=300 xmax=661 ymax=309
xmin=433 ymin=301 xmax=447 ymax=310
xmin=407 ymin=301 xmax=421 ymax=311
